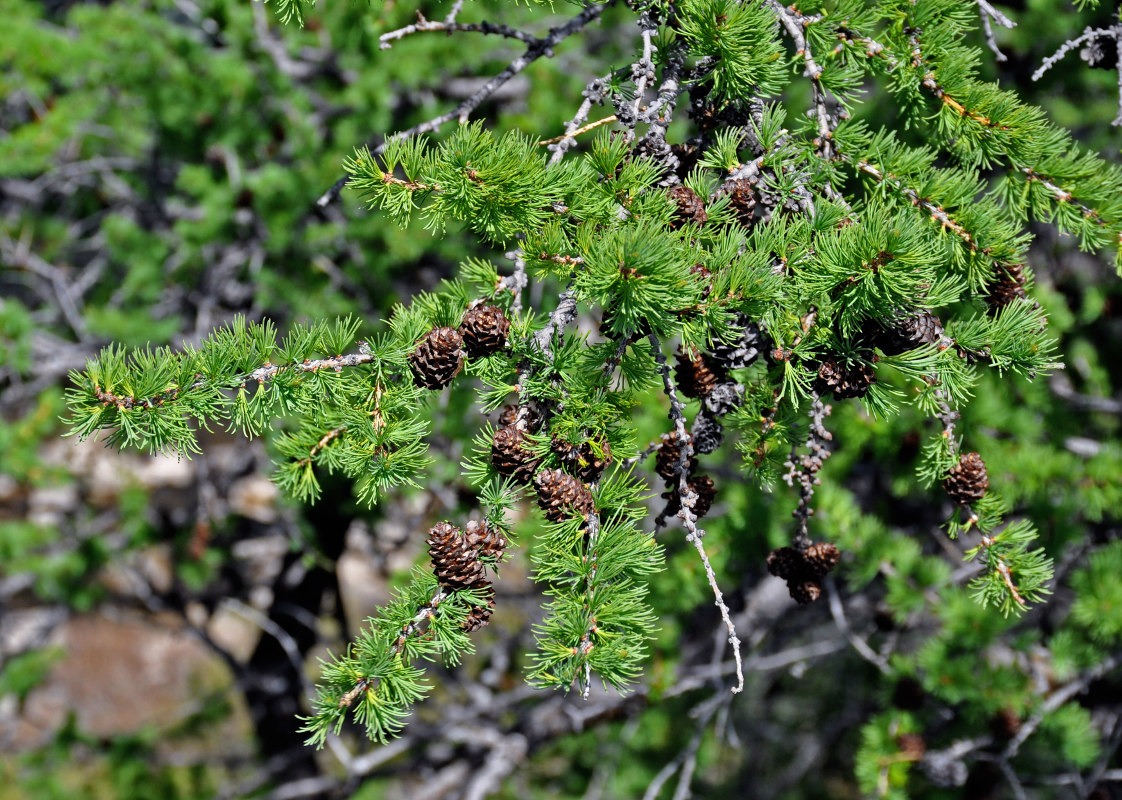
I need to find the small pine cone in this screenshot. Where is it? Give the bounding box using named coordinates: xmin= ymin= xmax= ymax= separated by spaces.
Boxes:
xmin=553 ymin=437 xmax=613 ymax=483
xmin=709 ymin=314 xmax=765 ymax=371
xmin=459 ymin=304 xmax=510 ymax=358
xmin=814 ymin=357 xmax=876 ymax=400
xmin=655 ymin=431 xmax=696 ymax=481
xmin=427 ymin=522 xmax=485 ymax=589
xmin=987 ymin=263 xmax=1028 ymax=309
xmin=944 ymin=452 xmax=988 ymax=504
xmin=989 ymin=708 xmax=1022 ymax=741
xmin=766 ymin=546 xmax=804 ymax=580
xmin=876 ymin=311 xmax=944 ymax=356
xmin=534 ymin=468 xmax=595 ymax=522
xmin=463 ymin=519 xmax=507 ymax=562
xmin=497 ymin=403 xmax=543 ymax=432
xmin=802 ymin=542 xmax=840 ymax=579
xmin=667 ymin=185 xmax=707 ymax=227
xmin=789 ymin=580 xmax=822 ymax=604
xmin=675 ymin=351 xmax=724 ymax=398
xmin=409 ymin=327 xmax=465 ymax=390
xmin=703 ymin=381 xmax=744 ymax=416
xmin=461 ymin=579 xmax=496 ymax=633
xmin=692 ymin=414 xmax=724 ymax=454
xmin=497 ymin=404 xmax=519 ymax=428
xmin=726 ymin=178 xmax=757 ymax=226
xmin=492 ymin=425 xmax=540 ymax=484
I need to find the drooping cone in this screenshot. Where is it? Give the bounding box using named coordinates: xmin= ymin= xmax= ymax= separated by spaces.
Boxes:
xmin=668 ymin=185 xmax=707 ymax=227
xmin=692 ymin=414 xmax=724 ymax=455
xmin=533 ymin=468 xmax=595 ymax=522
xmin=709 ymin=314 xmax=765 ymax=371
xmin=726 ymin=178 xmax=757 ymax=227
xmin=987 ymin=263 xmax=1028 ymax=309
xmin=462 ymin=579 xmax=496 ymax=633
xmin=876 ymin=311 xmax=944 ymax=356
xmin=459 ymin=304 xmax=510 ymax=358
xmin=766 ymin=547 xmax=804 ymax=579
xmin=552 ymin=436 xmax=613 ymax=483
xmin=655 ymin=430 xmax=697 ymax=481
xmin=675 ymin=351 xmax=723 ymax=398
xmin=944 ymin=452 xmax=988 ymax=504
xmin=803 ymin=542 xmax=841 ymax=578
xmin=463 ymin=518 xmax=507 ymax=562
xmin=766 ymin=542 xmax=840 ymax=605
xmin=410 ymin=327 xmax=464 ymax=390
xmin=814 ymin=357 xmax=876 ymax=400
xmin=492 ymin=425 xmax=540 ymax=484
xmin=427 ymin=522 xmax=485 ymax=589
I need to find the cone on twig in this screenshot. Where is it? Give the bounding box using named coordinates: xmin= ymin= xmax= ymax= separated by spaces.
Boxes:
xmin=492 ymin=425 xmax=540 ymax=484
xmin=944 ymin=452 xmax=988 ymax=504
xmin=766 ymin=542 xmax=841 ymax=604
xmin=462 ymin=579 xmax=496 ymax=633
xmin=692 ymin=414 xmax=723 ymax=454
xmin=459 ymin=304 xmax=510 ymax=358
xmin=668 ymin=185 xmax=707 ymax=227
xmin=427 ymin=522 xmax=485 ymax=589
xmin=552 ymin=436 xmax=613 ymax=483
xmin=675 ymin=350 xmax=724 ymax=398
xmin=655 ymin=430 xmax=696 ymax=481
xmin=987 ymin=263 xmax=1028 ymax=310
xmin=709 ymin=314 xmax=765 ymax=371
xmin=464 ymin=518 xmax=507 ymax=562
xmin=410 ymin=327 xmax=464 ymax=390
xmin=814 ymin=356 xmax=876 ymax=400
xmin=534 ymin=468 xmax=595 ymax=522
xmin=875 ymin=311 xmax=944 ymax=356
xmin=663 ymin=473 xmax=716 ymax=518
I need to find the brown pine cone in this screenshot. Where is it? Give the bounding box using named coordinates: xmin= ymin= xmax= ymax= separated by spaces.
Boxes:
xmin=461 ymin=579 xmax=496 ymax=633
xmin=655 ymin=430 xmax=696 ymax=481
xmin=675 ymin=351 xmax=724 ymax=398
xmin=409 ymin=327 xmax=465 ymax=390
xmin=987 ymin=263 xmax=1028 ymax=309
xmin=944 ymin=452 xmax=988 ymax=504
xmin=552 ymin=436 xmax=613 ymax=483
xmin=427 ymin=522 xmax=485 ymax=589
xmin=803 ymin=542 xmax=841 ymax=578
xmin=497 ymin=403 xmax=543 ymax=432
xmin=789 ymin=580 xmax=822 ymax=604
xmin=534 ymin=468 xmax=595 ymax=522
xmin=726 ymin=178 xmax=757 ymax=226
xmin=814 ymin=356 xmax=876 ymax=400
xmin=459 ymin=304 xmax=510 ymax=358
xmin=463 ymin=518 xmax=507 ymax=562
xmin=989 ymin=708 xmax=1022 ymax=741
xmin=876 ymin=311 xmax=944 ymax=356
xmin=766 ymin=546 xmax=804 ymax=580
xmin=492 ymin=425 xmax=540 ymax=484
xmin=668 ymin=185 xmax=707 ymax=227
xmin=497 ymin=404 xmax=520 ymax=428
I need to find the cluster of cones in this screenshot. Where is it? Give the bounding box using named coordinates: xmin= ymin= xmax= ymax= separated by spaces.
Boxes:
xmin=409 ymin=302 xmax=511 ymax=390
xmin=427 ymin=519 xmax=508 ymax=632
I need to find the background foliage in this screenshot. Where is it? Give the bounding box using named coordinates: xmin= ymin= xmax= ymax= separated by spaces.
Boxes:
xmin=2 ymin=0 xmax=1122 ymax=798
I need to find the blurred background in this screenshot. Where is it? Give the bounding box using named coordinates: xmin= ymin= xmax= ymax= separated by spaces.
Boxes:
xmin=2 ymin=0 xmax=1122 ymax=798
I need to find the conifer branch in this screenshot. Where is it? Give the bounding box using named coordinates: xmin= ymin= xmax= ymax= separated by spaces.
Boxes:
xmin=649 ymin=332 xmax=744 ymax=694
xmin=316 ymin=0 xmax=613 ymax=208
xmin=379 ymin=13 xmax=538 ymax=49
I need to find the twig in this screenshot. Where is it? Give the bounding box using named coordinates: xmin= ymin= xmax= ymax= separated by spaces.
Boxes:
xmin=317 ymin=0 xmax=612 ymax=207
xmin=379 ymin=14 xmax=538 ymax=48
xmin=648 ymin=332 xmax=744 ymax=694
xmin=538 ymin=114 xmax=617 ymax=146
xmin=976 ymin=0 xmax=1015 ymax=63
